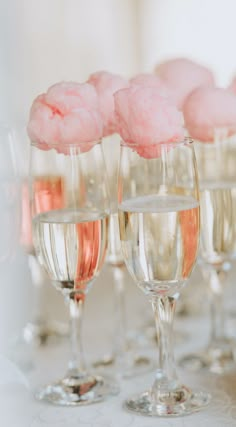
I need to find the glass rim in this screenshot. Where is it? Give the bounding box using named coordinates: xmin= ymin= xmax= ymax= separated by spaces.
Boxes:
xmin=120 ymin=136 xmax=194 ymax=148
xmin=194 ymin=136 xmax=236 ymax=146
xmin=30 ymin=139 xmax=102 ymax=148
xmin=188 ymin=127 xmax=236 ymax=145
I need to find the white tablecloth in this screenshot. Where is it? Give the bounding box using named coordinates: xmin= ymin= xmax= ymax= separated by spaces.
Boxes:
xmin=1 ymin=265 xmax=236 ymax=427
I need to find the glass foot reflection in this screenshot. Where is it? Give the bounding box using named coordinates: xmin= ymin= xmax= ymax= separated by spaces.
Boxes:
xmin=35 ymin=373 xmax=119 ymax=406
xmin=23 ymin=320 xmax=68 ymax=346
xmin=93 ymin=352 xmax=153 ymax=378
xmin=124 ymin=386 xmax=211 ymax=417
xmin=8 ymin=321 xmax=68 ymax=374
xmin=179 ymin=339 xmax=236 ymax=374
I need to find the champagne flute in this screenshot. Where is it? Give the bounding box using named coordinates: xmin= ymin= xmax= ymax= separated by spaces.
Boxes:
xmin=0 ymin=124 xmax=20 ymax=264
xmin=118 ymin=138 xmax=210 ymax=416
xmin=93 ymin=134 xmax=152 ymax=377
xmin=0 ymin=124 xmax=21 ymax=352
xmin=0 ymin=123 xmax=33 ymax=380
xmin=180 ymin=131 xmax=236 ymax=374
xmin=30 ymin=140 xmax=118 ymax=405
xmin=16 ymin=126 xmax=68 ymax=347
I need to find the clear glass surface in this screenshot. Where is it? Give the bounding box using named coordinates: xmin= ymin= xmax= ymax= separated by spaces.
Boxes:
xmin=30 ymin=140 xmax=118 ymax=405
xmin=0 ymin=124 xmax=20 ymax=264
xmin=93 ymin=135 xmax=153 ymax=378
xmin=118 ymin=139 xmax=210 ymax=416
xmin=14 ymin=126 xmax=67 ymax=348
xmin=0 ymin=124 xmax=29 ymax=368
xmin=180 ymin=132 xmax=236 ymax=374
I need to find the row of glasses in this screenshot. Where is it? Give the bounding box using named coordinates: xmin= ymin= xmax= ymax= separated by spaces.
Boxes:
xmin=28 ymin=133 xmax=213 ymax=416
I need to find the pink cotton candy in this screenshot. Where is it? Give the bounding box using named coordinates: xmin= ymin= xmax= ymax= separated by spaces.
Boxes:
xmin=45 ymin=82 xmax=99 ymax=115
xmin=59 ymin=110 xmax=102 ymax=144
xmin=130 ymin=73 xmax=173 ymax=100
xmin=183 ymin=86 xmax=236 ymax=142
xmin=58 ymin=110 xmax=102 ymax=154
xmin=87 ymin=71 xmax=129 ymax=136
xmin=134 ymin=144 xmax=172 ymax=159
xmin=155 ymin=58 xmax=215 ymax=109
xmin=28 ymin=94 xmax=61 ymax=146
xmin=114 ymin=86 xmax=185 ymax=159
xmin=27 ymin=82 xmax=103 ymax=151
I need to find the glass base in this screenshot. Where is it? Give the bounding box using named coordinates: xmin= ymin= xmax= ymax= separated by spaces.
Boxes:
xmin=124 ymin=386 xmax=211 ymax=417
xmin=35 ymin=373 xmax=119 ymax=406
xmin=23 ymin=320 xmax=68 ymax=346
xmin=92 ymin=353 xmax=154 ymax=379
xmin=179 ymin=345 xmax=236 ymax=374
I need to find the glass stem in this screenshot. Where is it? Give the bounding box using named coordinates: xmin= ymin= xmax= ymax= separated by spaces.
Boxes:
xmin=113 ymin=266 xmax=127 ymax=358
xmin=28 ymin=254 xmax=47 ymax=326
xmin=208 ymin=268 xmax=227 ymax=344
xmin=67 ymin=297 xmax=86 ymax=377
xmin=151 ymin=295 xmax=178 ymax=395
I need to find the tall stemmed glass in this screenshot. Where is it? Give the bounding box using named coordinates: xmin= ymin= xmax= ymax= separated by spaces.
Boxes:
xmin=0 ymin=124 xmax=19 ymax=265
xmin=118 ymin=139 xmax=210 ymax=416
xmin=18 ymin=126 xmax=68 ymax=347
xmin=30 ymin=140 xmax=118 ymax=405
xmin=93 ymin=134 xmax=152 ymax=377
xmin=0 ymin=124 xmax=21 ymax=350
xmin=180 ymin=132 xmax=236 ymax=374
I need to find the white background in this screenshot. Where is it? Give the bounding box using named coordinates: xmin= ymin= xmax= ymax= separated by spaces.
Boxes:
xmin=1 ymin=0 xmax=236 ymax=124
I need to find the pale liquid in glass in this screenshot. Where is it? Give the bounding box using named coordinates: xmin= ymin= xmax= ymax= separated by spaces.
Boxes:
xmin=33 ymin=208 xmax=108 ymax=293
xmin=200 ymin=182 xmax=236 ymax=264
xmin=118 ymin=194 xmax=200 ymax=295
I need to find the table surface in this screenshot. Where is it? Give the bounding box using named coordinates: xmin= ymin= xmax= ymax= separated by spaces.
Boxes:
xmin=1 ymin=264 xmax=236 ymax=427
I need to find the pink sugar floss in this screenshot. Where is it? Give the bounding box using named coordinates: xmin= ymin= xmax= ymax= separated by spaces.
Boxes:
xmin=130 ymin=73 xmax=173 ymax=100
xmin=183 ymin=86 xmax=236 ymax=142
xmin=114 ymin=85 xmax=185 ymax=159
xmin=87 ymin=71 xmax=129 ymax=137
xmin=154 ymin=57 xmax=215 ymax=110
xmin=27 ymin=81 xmax=103 ymax=153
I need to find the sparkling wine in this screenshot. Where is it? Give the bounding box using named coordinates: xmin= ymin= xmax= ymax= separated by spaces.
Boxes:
xmin=118 ymin=194 xmax=199 ymax=295
xmin=33 ymin=208 xmax=108 ymax=295
xmin=200 ymin=182 xmax=236 ymax=264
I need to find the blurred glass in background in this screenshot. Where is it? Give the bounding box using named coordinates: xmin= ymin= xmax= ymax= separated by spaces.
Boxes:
xmin=0 ymin=125 xmax=31 ymax=355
